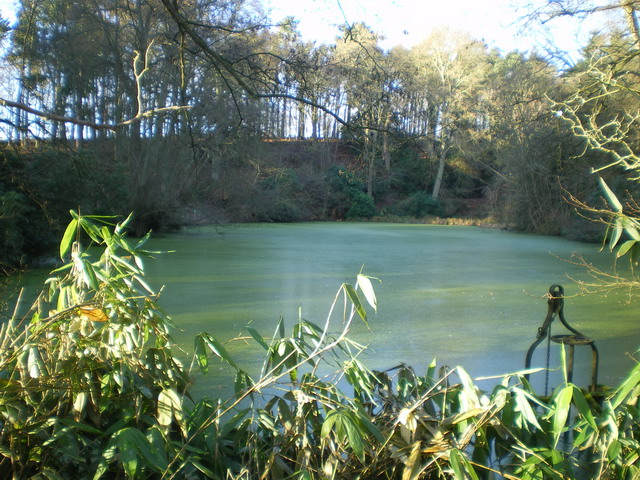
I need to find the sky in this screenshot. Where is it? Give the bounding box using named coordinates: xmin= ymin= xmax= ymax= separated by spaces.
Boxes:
xmin=0 ymin=0 xmax=13 ymax=22
xmin=263 ymin=0 xmax=612 ymax=58
xmin=0 ymin=0 xmax=613 ymax=58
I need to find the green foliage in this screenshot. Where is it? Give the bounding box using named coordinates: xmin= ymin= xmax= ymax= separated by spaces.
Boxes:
xmin=346 ymin=192 xmax=377 ymax=219
xmin=0 ymin=212 xmax=187 ymax=478
xmin=598 ymin=177 xmax=640 ymax=270
xmin=0 ymin=147 xmax=126 ymax=272
xmin=393 ymin=191 xmax=444 ymax=218
xmin=4 ymin=214 xmax=640 ymax=479
xmin=0 ymin=189 xmax=30 ymax=270
xmin=325 ymin=165 xmax=374 ymax=219
xmin=253 ymin=168 xmax=307 ymax=222
xmin=327 ymin=163 xmax=364 ymax=192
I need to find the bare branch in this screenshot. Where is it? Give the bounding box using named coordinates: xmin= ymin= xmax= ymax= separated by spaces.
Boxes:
xmin=0 ymin=97 xmax=190 ymax=131
xmin=159 ymin=0 xmax=350 ymax=128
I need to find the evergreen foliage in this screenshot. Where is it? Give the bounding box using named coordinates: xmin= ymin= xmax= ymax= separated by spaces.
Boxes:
xmin=345 ymin=192 xmax=377 ymax=219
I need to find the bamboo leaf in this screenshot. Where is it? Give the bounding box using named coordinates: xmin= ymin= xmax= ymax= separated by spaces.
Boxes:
xmin=560 ymin=343 xmax=568 ymax=384
xmin=572 ymin=386 xmax=597 ymax=430
xmin=163 ymin=388 xmax=184 ymax=428
xmin=625 ymin=221 xmax=640 ymax=241
xmin=356 ymin=409 xmax=385 ymax=443
xmin=125 ymin=427 xmax=168 ymax=472
xmin=457 ymin=366 xmax=480 ymax=407
xmin=73 ymin=391 xmax=88 ymax=417
xmin=157 ymin=390 xmax=173 ymax=427
xmin=459 ymin=452 xmax=480 ymax=480
xmin=276 ymin=316 xmax=285 ymax=339
xmin=132 ymin=274 xmax=154 ymax=294
xmin=60 ymin=218 xmax=78 ymax=260
xmin=611 ymin=363 xmax=640 ymax=409
xmin=134 ymin=231 xmax=152 ymax=250
xmin=426 ymin=357 xmax=437 ymax=380
xmin=247 ymin=326 xmax=269 ymax=350
xmin=445 ymin=408 xmax=486 ymax=427
xmin=84 ymin=261 xmax=100 ymax=290
xmin=342 ymin=412 xmax=365 ymax=462
xmin=402 ymin=441 xmax=422 ymax=480
xmin=617 ymin=240 xmax=636 ymax=258
xmin=449 ymin=449 xmax=465 ymax=480
xmin=194 ymin=335 xmax=209 ymax=374
xmin=116 ymin=429 xmax=138 ymax=478
xmin=599 ymin=177 xmax=623 ymax=213
xmin=607 ymin=439 xmax=622 ymax=462
xmin=58 ymin=419 xmax=103 ymax=434
xmin=357 ymin=274 xmax=378 ymax=313
xmin=321 ymin=410 xmax=339 ymax=439
xmin=513 ymin=388 xmax=543 ymax=430
xmin=610 ymin=218 xmax=623 ymax=251
xmin=343 ymin=283 xmax=368 ymax=325
xmin=449 ymin=449 xmax=479 ymax=480
xmin=79 ymin=216 xmax=102 ymax=244
xmin=28 ymin=346 xmax=41 ymax=379
xmin=190 ymin=460 xmax=217 ymax=478
xmin=203 ymin=333 xmax=237 ymax=369
xmin=93 ymin=458 xmax=110 ymax=480
xmin=78 ymin=306 xmax=108 ymax=323
xmin=552 ymin=385 xmax=573 ymax=447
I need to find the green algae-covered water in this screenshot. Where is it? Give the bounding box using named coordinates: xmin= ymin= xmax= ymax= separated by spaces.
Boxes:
xmin=136 ymin=223 xmax=639 ymax=396
xmin=7 ymin=222 xmax=639 ymax=397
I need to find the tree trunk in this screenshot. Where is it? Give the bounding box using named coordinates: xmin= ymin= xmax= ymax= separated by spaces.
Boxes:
xmin=622 ymin=3 xmax=640 ymax=44
xmin=383 ymin=113 xmax=391 ymax=172
xmin=366 ymin=130 xmax=375 ymax=196
xmin=432 ymin=142 xmax=446 ymax=200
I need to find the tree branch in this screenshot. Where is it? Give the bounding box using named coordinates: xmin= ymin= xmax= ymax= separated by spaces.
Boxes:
xmin=0 ymin=97 xmax=190 ymax=131
xmin=159 ymin=0 xmax=351 ymax=128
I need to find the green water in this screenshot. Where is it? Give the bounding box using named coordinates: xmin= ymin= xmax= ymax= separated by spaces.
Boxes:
xmin=138 ymin=222 xmax=639 ymax=396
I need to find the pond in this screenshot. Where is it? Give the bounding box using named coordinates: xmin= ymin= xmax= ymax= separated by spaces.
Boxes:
xmin=132 ymin=222 xmax=640 ymax=397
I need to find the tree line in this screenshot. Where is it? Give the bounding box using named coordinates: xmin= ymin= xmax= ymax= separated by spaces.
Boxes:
xmin=0 ymin=0 xmax=637 ymax=271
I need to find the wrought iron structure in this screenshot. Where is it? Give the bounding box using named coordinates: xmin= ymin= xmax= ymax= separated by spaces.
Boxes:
xmin=525 ymin=285 xmax=599 ymax=392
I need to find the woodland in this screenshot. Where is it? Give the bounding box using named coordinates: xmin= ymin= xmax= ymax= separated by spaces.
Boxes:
xmin=2 ymin=1 xmax=640 ymax=478
xmin=0 ymin=0 xmax=635 ymax=272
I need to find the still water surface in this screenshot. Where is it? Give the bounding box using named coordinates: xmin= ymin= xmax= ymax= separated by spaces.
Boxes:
xmin=138 ymin=222 xmax=640 ymax=396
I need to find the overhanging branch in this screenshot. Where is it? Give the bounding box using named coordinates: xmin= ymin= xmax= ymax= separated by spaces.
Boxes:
xmin=0 ymin=97 xmax=190 ymax=131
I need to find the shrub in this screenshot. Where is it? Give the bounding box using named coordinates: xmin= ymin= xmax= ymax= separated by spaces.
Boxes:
xmin=346 ymin=192 xmax=377 ymax=219
xmin=244 ymin=168 xmax=308 ymax=221
xmin=394 ymin=191 xmax=443 ymax=217
xmin=0 ymin=146 xmax=126 ymax=271
xmin=0 ymin=212 xmax=188 ymax=478
xmin=0 ymin=190 xmax=29 ymax=271
xmin=325 ymin=165 xmax=367 ymax=219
